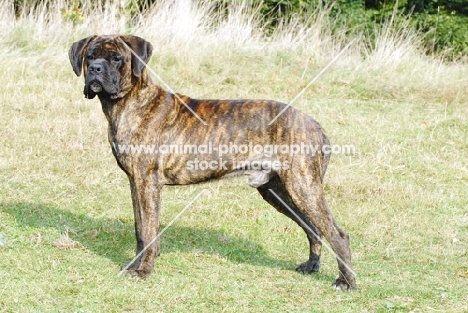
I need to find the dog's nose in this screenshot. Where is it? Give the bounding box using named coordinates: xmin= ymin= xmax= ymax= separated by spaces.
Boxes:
xmin=89 ymin=63 xmax=103 ymax=74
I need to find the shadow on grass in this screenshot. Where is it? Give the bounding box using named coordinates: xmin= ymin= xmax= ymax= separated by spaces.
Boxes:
xmin=1 ymin=202 xmax=308 ymax=273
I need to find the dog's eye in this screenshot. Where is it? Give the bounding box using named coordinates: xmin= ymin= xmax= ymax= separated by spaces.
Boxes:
xmin=111 ymin=56 xmax=122 ymax=63
xmin=86 ymin=55 xmax=94 ymax=60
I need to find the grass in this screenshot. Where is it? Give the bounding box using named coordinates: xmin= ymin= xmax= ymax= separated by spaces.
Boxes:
xmin=1 ymin=0 xmax=467 ymax=312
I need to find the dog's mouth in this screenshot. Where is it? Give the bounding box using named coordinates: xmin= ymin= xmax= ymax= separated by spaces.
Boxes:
xmin=85 ymin=79 xmax=119 ymax=99
xmin=89 ymin=81 xmax=102 ymax=93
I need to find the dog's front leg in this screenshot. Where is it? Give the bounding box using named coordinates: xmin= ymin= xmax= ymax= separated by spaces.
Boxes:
xmin=123 ymin=172 xmax=162 ymax=279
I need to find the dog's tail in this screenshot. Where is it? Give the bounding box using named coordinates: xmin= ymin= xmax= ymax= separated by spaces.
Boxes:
xmin=319 ymin=128 xmax=331 ymax=183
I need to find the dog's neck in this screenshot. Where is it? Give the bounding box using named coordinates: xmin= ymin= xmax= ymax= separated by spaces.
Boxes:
xmin=98 ymin=71 xmax=177 ymax=145
xmin=98 ymin=70 xmax=153 ymax=122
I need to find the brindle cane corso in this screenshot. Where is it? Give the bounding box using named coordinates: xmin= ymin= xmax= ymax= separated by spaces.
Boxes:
xmin=69 ymin=35 xmax=356 ymax=290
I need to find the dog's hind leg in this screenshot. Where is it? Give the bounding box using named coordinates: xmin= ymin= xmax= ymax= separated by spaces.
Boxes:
xmin=257 ymin=174 xmax=322 ymax=274
xmin=280 ymin=167 xmax=356 ymax=290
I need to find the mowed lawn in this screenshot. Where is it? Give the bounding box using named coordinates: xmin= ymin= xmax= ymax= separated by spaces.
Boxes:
xmin=1 ymin=2 xmax=468 ymax=312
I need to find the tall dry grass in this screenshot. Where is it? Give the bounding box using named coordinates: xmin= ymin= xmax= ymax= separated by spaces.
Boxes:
xmin=1 ymin=0 xmax=466 ymax=103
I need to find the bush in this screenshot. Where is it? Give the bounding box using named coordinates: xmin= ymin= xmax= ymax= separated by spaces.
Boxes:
xmin=408 ymin=0 xmax=468 ymax=58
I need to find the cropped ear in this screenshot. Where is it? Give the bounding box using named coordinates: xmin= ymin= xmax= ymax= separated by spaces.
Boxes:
xmin=69 ymin=36 xmax=97 ymax=76
xmin=119 ymin=35 xmax=153 ymax=77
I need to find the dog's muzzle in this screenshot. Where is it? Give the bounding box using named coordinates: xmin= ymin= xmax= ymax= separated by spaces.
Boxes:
xmin=84 ymin=60 xmax=120 ymax=99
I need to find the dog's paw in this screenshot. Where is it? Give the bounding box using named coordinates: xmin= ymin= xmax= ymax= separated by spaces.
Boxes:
xmin=296 ymin=258 xmax=320 ymax=274
xmin=332 ymin=278 xmax=356 ymax=291
xmin=125 ymin=269 xmax=152 ymax=279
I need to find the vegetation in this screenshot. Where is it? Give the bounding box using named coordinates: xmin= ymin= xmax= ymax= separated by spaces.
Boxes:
xmin=0 ymin=0 xmax=467 ymax=311
xmin=144 ymin=0 xmax=468 ymax=58
xmin=10 ymin=0 xmax=468 ymax=57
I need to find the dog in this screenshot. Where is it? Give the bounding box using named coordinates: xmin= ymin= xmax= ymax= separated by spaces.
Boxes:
xmin=69 ymin=35 xmax=356 ymax=290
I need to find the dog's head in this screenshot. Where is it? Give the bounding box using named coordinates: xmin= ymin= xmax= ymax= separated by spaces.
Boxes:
xmin=69 ymin=35 xmax=153 ymax=100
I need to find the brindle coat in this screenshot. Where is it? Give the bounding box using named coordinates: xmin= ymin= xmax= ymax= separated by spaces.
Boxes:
xmin=69 ymin=35 xmax=356 ymax=290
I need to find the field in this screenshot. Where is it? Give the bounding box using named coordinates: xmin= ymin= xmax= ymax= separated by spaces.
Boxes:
xmin=0 ymin=1 xmax=467 ymax=312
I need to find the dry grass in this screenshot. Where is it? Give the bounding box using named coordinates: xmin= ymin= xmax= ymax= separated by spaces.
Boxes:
xmin=0 ymin=0 xmax=467 ymax=312
xmin=52 ymin=229 xmax=85 ymax=250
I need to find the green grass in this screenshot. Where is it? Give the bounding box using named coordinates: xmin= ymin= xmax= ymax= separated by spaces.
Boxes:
xmin=1 ymin=1 xmax=468 ymax=312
